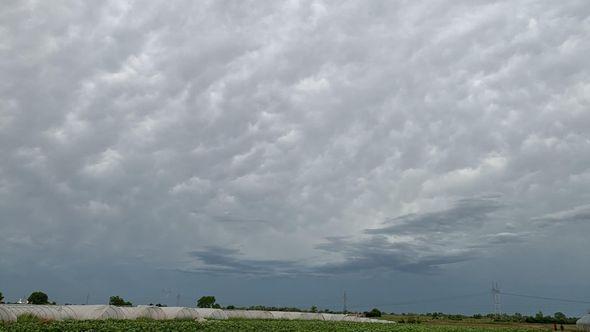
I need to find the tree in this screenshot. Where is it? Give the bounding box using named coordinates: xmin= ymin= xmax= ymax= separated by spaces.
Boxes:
xmin=197 ymin=296 xmax=217 ymax=308
xmin=554 ymin=312 xmax=567 ymax=323
xmin=109 ymin=296 xmax=132 ymax=306
xmin=365 ymin=308 xmax=382 ymax=317
xmin=27 ymin=291 xmax=49 ymax=305
xmin=0 ymin=291 xmax=3 ymax=303
xmin=310 ymin=305 xmax=318 ymax=313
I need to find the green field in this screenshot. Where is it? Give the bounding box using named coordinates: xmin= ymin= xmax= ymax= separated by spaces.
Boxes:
xmin=0 ymin=318 xmax=557 ymax=331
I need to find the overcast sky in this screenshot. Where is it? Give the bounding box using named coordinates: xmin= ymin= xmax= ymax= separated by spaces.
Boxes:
xmin=1 ymin=0 xmax=590 ymax=315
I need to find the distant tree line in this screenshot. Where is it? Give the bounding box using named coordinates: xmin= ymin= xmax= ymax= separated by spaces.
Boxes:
xmin=413 ymin=311 xmax=579 ymax=324
xmin=0 ymin=291 xmax=55 ymax=305
xmin=220 ymin=304 xmax=342 ymax=313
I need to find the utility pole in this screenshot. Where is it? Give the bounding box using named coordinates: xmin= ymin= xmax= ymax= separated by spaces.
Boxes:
xmin=491 ymin=282 xmax=501 ymax=315
xmin=343 ymin=291 xmax=347 ymax=314
xmin=85 ymin=293 xmax=90 ymax=305
xmin=176 ymin=294 xmax=181 ymax=307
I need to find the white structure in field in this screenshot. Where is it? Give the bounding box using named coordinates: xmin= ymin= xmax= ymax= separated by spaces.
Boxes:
xmin=65 ymin=305 xmax=126 ymax=320
xmin=0 ymin=306 xmax=16 ymax=322
xmin=578 ymin=314 xmax=590 ymax=332
xmin=160 ymin=307 xmax=200 ymax=320
xmin=0 ymin=304 xmax=392 ymax=323
xmin=0 ymin=304 xmax=78 ymax=320
xmin=193 ymin=308 xmax=229 ymax=320
xmin=118 ymin=306 xmax=167 ymax=320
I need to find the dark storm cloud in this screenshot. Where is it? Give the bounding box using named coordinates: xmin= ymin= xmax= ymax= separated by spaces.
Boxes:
xmin=186 ymin=197 xmax=521 ymax=275
xmin=188 ymin=247 xmax=304 ymax=276
xmin=315 ymin=236 xmax=477 ymax=274
xmin=365 ymin=196 xmax=503 ymax=235
xmin=314 ymin=196 xmax=515 ymax=274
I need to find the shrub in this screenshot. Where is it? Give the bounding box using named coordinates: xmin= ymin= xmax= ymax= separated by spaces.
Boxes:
xmin=365 ymin=308 xmax=382 ymax=317
xmin=109 ymin=296 xmax=132 ymax=306
xmin=197 ymin=296 xmax=217 ymax=308
xmin=27 ymin=291 xmax=49 ymax=305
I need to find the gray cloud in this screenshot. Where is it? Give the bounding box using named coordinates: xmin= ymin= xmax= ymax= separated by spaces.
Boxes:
xmin=1 ymin=0 xmax=590 ymax=313
xmin=531 ymin=204 xmax=590 ymax=227
xmin=315 ymin=196 xmax=519 ymax=274
xmin=188 ymin=247 xmax=305 ymax=277
xmin=365 ymin=196 xmax=503 ymax=235
xmin=186 ymin=197 xmax=525 ymax=275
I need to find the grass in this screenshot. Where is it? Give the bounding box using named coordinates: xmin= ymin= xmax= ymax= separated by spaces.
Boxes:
xmin=0 ymin=318 xmax=565 ymax=331
xmin=380 ymin=314 xmax=578 ymax=331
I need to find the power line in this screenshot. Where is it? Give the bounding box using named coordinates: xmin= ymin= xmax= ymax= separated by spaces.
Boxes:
xmin=500 ymin=291 xmax=590 ymax=304
xmin=347 ymin=291 xmax=489 ymax=309
xmin=318 ymin=287 xmax=590 ymax=312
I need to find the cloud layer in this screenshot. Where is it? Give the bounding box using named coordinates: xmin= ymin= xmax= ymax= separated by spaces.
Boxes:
xmin=1 ymin=0 xmax=590 ymax=311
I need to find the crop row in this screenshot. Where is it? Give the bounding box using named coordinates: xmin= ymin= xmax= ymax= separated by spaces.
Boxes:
xmin=0 ymin=318 xmax=540 ymax=332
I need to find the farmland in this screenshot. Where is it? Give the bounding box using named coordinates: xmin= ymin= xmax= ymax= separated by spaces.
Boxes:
xmin=0 ymin=318 xmax=569 ymax=331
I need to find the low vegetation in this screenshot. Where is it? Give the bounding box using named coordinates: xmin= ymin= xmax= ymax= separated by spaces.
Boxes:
xmin=0 ymin=318 xmax=543 ymax=331
xmin=384 ymin=311 xmax=578 ymax=325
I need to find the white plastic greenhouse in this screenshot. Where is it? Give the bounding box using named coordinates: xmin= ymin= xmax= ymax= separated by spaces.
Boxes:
xmin=64 ymin=305 xmax=125 ymax=320
xmin=118 ymin=306 xmax=166 ymax=320
xmin=269 ymin=311 xmax=323 ymax=320
xmin=0 ymin=305 xmax=78 ymax=321
xmin=297 ymin=312 xmax=324 ymax=320
xmin=0 ymin=306 xmax=17 ymax=322
xmin=578 ymin=314 xmax=590 ymax=332
xmin=320 ymin=313 xmax=341 ymax=321
xmin=224 ymin=309 xmax=273 ymax=319
xmin=0 ymin=304 xmax=391 ymax=323
xmin=269 ymin=311 xmax=313 ymax=321
xmin=160 ymin=307 xmax=201 ymax=320
xmin=193 ymin=308 xmax=229 ymax=320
